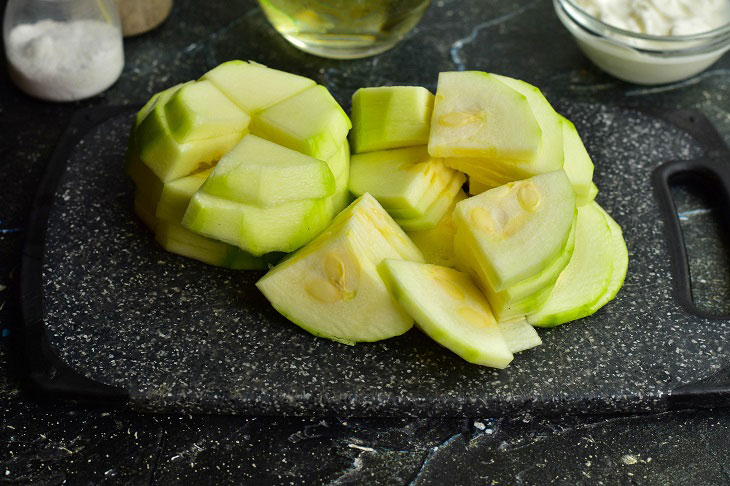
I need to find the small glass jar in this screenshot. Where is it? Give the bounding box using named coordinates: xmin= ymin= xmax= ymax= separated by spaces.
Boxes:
xmin=3 ymin=0 xmax=125 ymax=101
xmin=554 ymin=0 xmax=730 ymax=85
xmin=115 ymin=0 xmax=173 ymax=37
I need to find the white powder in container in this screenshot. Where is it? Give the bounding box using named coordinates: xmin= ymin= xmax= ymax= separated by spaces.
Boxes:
xmin=6 ymin=19 xmax=124 ymax=102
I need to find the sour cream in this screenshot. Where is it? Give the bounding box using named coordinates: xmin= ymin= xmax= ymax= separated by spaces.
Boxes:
xmin=555 ymin=0 xmax=730 ymax=84
xmin=574 ymin=0 xmax=730 ymax=36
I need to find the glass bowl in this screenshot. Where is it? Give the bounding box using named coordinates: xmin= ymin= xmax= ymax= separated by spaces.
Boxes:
xmin=258 ymin=0 xmax=431 ymax=60
xmin=554 ymin=0 xmax=730 ymax=85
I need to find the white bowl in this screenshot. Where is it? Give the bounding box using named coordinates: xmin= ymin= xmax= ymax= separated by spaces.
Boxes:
xmin=554 ymin=0 xmax=730 ymax=85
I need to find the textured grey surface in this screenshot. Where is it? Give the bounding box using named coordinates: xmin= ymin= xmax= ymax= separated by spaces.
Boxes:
xmin=40 ymin=101 xmax=727 ymax=416
xmin=4 ymin=0 xmax=730 ymax=482
xmin=5 ymin=390 xmax=730 ymax=485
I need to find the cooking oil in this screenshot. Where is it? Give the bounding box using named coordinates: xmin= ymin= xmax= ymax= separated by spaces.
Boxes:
xmin=258 ymin=0 xmax=431 ymax=59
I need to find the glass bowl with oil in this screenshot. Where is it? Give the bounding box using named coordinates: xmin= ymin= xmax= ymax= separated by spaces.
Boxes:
xmin=258 ymin=0 xmax=431 ymax=59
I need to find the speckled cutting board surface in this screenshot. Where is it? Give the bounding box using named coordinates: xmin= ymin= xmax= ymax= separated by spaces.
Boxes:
xmin=35 ymin=101 xmax=729 ymax=416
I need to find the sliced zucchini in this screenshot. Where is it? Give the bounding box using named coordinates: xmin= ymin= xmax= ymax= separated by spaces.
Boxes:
xmin=348 ymin=145 xmax=456 ymax=219
xmin=350 ymin=86 xmax=434 ymax=153
xmin=182 ymin=193 xmax=332 ymax=256
xmin=252 ymin=85 xmax=351 ymax=161
xmin=164 ymin=80 xmax=251 ymax=143
xmin=527 ymin=202 xmax=615 ymax=327
xmin=256 ymin=194 xmax=424 ymax=344
xmin=428 ymin=71 xmax=541 ymax=162
xmin=407 ymin=190 xmax=467 ymax=268
xmin=560 ymin=116 xmax=595 ymax=205
xmin=201 ymin=134 xmax=335 ymax=207
xmin=202 ymin=60 xmax=315 ymax=114
xmin=453 ymin=170 xmax=576 ymax=291
xmin=378 ymin=259 xmax=513 ymax=368
xmin=496 ymin=317 xmax=542 ymax=354
xmin=395 ymin=171 xmax=466 ymax=231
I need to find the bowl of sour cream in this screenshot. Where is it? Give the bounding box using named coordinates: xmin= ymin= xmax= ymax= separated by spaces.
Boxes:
xmin=554 ymin=0 xmax=730 ymax=85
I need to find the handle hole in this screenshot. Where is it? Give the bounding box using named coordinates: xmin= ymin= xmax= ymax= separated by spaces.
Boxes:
xmin=669 ymin=170 xmax=730 ymax=315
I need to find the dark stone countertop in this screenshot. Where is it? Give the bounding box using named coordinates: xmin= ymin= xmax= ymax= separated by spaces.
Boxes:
xmin=2 ymin=0 xmax=730 ymax=483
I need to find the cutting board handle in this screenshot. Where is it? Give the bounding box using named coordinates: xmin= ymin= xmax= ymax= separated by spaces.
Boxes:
xmin=652 ymin=158 xmax=730 ymax=320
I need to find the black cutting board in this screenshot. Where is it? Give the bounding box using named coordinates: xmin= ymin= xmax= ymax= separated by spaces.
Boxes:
xmin=20 ymin=102 xmax=730 ymax=416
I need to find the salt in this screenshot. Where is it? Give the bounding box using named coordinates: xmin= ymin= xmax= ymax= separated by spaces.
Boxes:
xmin=6 ymin=19 xmax=124 ymax=102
